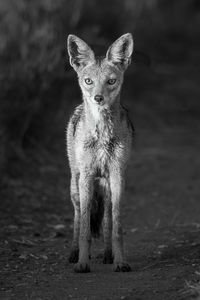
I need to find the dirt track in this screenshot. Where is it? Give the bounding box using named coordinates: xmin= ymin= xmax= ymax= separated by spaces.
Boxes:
xmin=0 ymin=63 xmax=200 ymax=299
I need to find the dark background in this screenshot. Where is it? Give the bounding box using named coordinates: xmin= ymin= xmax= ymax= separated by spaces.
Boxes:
xmin=1 ymin=1 xmax=200 ymax=299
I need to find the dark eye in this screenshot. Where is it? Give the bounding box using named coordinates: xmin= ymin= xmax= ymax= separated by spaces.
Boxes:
xmin=85 ymin=78 xmax=93 ymax=85
xmin=107 ymin=79 xmax=116 ymax=85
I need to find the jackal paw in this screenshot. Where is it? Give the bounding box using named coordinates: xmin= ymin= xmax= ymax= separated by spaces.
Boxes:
xmin=74 ymin=262 xmax=90 ymax=273
xmin=103 ymin=249 xmax=113 ymax=264
xmin=114 ymin=262 xmax=131 ymax=272
xmin=69 ymin=249 xmax=79 ymax=263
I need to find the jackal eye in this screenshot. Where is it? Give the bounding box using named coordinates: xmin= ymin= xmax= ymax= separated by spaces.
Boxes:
xmin=107 ymin=79 xmax=116 ymax=85
xmin=85 ymin=78 xmax=93 ymax=85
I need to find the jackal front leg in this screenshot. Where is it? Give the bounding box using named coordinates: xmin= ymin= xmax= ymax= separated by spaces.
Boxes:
xmin=102 ymin=180 xmax=113 ymax=264
xmin=69 ymin=172 xmax=80 ymax=263
xmin=110 ymin=169 xmax=131 ymax=272
xmin=74 ymin=171 xmax=93 ymax=273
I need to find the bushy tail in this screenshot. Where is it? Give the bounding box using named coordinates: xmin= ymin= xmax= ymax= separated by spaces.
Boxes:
xmin=90 ymin=185 xmax=104 ymax=238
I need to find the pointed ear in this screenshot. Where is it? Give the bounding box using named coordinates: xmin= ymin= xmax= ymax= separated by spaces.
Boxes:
xmin=106 ymin=33 xmax=134 ymax=70
xmin=67 ymin=34 xmax=95 ymax=71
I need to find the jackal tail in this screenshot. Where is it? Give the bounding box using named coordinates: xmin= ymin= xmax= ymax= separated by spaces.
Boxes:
xmin=90 ymin=182 xmax=104 ymax=238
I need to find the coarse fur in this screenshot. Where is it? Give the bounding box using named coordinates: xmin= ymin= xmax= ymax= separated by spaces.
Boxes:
xmin=66 ymin=33 xmax=134 ymax=272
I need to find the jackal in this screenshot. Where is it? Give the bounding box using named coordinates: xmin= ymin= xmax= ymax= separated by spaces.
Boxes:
xmin=67 ymin=33 xmax=134 ymax=273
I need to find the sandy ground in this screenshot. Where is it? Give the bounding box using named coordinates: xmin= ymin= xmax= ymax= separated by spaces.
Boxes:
xmin=0 ymin=62 xmax=200 ymax=300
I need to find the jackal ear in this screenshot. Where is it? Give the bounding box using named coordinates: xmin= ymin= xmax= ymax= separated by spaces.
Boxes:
xmin=67 ymin=35 xmax=95 ymax=71
xmin=106 ymin=33 xmax=134 ymax=70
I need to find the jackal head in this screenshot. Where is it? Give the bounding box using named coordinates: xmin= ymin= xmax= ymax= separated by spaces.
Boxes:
xmin=67 ymin=33 xmax=133 ymax=109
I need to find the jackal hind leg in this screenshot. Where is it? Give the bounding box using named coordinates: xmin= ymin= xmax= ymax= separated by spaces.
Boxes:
xmin=74 ymin=172 xmax=93 ymax=273
xmin=102 ymin=180 xmax=113 ymax=264
xmin=69 ymin=172 xmax=80 ymax=263
xmin=110 ymin=170 xmax=131 ymax=272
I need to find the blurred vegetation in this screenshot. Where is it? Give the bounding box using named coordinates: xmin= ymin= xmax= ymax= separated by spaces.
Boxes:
xmin=0 ymin=0 xmax=200 ymax=178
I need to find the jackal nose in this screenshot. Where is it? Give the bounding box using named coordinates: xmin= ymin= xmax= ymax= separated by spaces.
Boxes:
xmin=94 ymin=95 xmax=104 ymax=103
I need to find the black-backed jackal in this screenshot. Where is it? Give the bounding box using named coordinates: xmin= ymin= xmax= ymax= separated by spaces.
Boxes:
xmin=67 ymin=33 xmax=134 ymax=272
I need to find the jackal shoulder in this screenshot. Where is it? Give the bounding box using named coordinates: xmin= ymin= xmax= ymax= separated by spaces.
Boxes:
xmin=120 ymin=105 xmax=134 ymax=138
xmin=67 ymin=104 xmax=84 ymax=137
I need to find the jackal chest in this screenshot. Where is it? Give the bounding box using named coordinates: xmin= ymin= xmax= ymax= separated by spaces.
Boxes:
xmin=84 ymin=136 xmax=116 ymax=175
xmin=75 ymin=121 xmax=130 ymax=173
xmin=83 ymin=132 xmax=126 ymax=171
xmin=85 ymin=134 xmax=117 ymax=158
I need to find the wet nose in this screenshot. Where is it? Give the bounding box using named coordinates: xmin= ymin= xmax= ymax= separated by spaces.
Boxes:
xmin=94 ymin=94 xmax=104 ymax=103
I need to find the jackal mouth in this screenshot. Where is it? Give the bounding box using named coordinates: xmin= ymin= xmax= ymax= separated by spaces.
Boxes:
xmin=96 ymin=101 xmax=104 ymax=106
xmin=91 ymin=99 xmax=105 ymax=106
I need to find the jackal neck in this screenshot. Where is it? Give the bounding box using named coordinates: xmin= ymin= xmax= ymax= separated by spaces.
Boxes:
xmin=83 ymin=99 xmax=120 ymax=142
